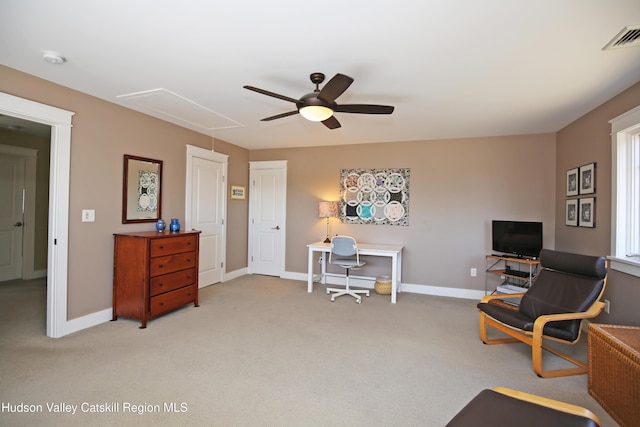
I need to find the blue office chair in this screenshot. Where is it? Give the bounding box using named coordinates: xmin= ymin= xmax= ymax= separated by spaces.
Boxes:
xmin=327 ymin=236 xmax=370 ymax=303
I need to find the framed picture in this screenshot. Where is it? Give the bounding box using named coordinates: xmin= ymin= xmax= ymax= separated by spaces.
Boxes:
xmin=565 ymin=199 xmax=578 ymax=226
xmin=230 ymin=185 xmax=245 ymax=200
xmin=579 ymin=163 xmax=596 ymax=194
xmin=579 ymin=197 xmax=595 ymax=228
xmin=566 ymin=168 xmax=578 ymax=196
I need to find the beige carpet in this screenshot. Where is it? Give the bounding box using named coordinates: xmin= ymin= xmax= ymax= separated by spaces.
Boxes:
xmin=0 ymin=275 xmax=617 ymax=426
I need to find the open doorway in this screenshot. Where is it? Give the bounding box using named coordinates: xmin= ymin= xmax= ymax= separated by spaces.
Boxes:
xmin=0 ymin=119 xmax=51 ymax=336
xmin=0 ymin=120 xmax=50 ymax=282
xmin=0 ymin=92 xmax=74 ymax=338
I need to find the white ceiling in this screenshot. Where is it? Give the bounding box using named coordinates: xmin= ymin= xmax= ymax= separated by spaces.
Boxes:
xmin=1 ymin=0 xmax=639 ymax=150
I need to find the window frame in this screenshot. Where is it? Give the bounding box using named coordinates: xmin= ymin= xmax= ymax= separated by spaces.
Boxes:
xmin=610 ymin=104 xmax=640 ymax=277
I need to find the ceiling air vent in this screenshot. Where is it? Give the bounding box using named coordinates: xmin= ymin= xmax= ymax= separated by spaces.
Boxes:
xmin=603 ymin=25 xmax=640 ymax=50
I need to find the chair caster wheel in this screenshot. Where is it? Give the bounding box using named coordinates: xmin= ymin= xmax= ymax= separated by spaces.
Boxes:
xmin=356 ymin=299 xmax=361 ymax=304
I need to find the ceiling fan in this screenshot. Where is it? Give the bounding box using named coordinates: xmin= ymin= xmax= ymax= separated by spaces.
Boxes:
xmin=243 ymin=72 xmax=394 ymax=129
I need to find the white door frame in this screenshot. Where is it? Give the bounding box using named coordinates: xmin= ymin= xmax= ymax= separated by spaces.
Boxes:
xmin=185 ymin=144 xmax=228 ymax=283
xmin=248 ymin=160 xmax=287 ymax=276
xmin=0 ymin=92 xmax=74 ymax=338
xmin=0 ymin=144 xmax=38 ymax=280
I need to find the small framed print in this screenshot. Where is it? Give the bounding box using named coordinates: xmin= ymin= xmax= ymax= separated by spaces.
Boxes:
xmin=230 ymin=185 xmax=245 ymax=200
xmin=565 ymin=199 xmax=578 ymax=226
xmin=566 ymin=168 xmax=578 ymax=196
xmin=579 ymin=163 xmax=596 ymax=195
xmin=579 ymin=197 xmax=595 ymax=228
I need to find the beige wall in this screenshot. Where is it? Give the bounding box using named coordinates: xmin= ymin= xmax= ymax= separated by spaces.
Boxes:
xmin=250 ymin=134 xmax=557 ymax=291
xmin=0 ymin=65 xmax=250 ymax=319
xmin=3 ymin=61 xmax=637 ymax=327
xmin=556 ymin=81 xmax=640 ymax=325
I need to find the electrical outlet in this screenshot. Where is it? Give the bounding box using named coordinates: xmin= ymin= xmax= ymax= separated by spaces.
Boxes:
xmin=604 ymin=299 xmax=610 ymax=314
xmin=470 ymin=268 xmax=477 ymax=277
xmin=82 ymin=209 xmax=95 ymax=222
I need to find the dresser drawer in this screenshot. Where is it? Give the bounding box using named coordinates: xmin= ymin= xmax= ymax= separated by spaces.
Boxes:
xmin=150 ymin=284 xmax=197 ymax=317
xmin=150 ymin=268 xmax=197 ymax=296
xmin=150 ymin=251 xmax=196 ymax=276
xmin=150 ymin=235 xmax=198 ymax=257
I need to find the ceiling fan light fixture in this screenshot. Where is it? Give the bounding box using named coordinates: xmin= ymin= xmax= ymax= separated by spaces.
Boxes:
xmin=299 ymin=105 xmax=333 ymax=122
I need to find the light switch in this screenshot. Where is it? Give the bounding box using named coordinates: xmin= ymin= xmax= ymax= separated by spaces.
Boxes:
xmin=82 ymin=209 xmax=95 ymax=222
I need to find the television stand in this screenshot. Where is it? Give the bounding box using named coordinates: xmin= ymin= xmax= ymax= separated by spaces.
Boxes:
xmin=485 ymin=254 xmax=540 ymax=303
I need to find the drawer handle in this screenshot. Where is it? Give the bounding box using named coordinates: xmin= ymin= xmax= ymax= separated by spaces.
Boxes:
xmin=158 ymin=264 xmax=164 ymax=269
xmin=159 ymin=245 xmax=164 ymax=249
xmin=159 ymin=302 xmax=164 ymax=306
xmin=187 ymin=259 xmax=191 ymax=263
xmin=158 ymin=283 xmax=164 ymax=287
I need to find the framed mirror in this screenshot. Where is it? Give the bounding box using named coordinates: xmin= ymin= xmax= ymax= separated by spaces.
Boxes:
xmin=122 ymin=154 xmax=163 ymax=224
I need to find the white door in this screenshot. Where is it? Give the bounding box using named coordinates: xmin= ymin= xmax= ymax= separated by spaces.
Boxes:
xmin=0 ymin=154 xmax=25 ymax=281
xmin=249 ymin=161 xmax=287 ymax=276
xmin=186 ymin=146 xmax=227 ymax=288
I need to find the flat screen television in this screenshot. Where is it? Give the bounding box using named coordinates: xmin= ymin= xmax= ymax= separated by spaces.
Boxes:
xmin=492 ymin=220 xmax=543 ymax=259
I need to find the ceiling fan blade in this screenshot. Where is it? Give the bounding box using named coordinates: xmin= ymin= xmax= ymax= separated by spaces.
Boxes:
xmin=335 ymin=104 xmax=395 ymax=114
xmin=243 ymin=85 xmax=299 ymax=104
xmin=322 ymin=115 xmax=341 ymax=129
xmin=261 ymin=110 xmax=299 ymax=121
xmin=317 ymin=74 xmax=354 ymax=103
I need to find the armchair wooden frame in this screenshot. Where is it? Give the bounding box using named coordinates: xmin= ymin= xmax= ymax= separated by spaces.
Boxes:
xmin=478 ymin=276 xmax=607 ymax=378
xmin=491 ymin=387 xmax=602 ymax=425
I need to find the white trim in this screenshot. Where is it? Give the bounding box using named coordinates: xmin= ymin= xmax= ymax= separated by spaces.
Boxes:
xmin=222 ymin=267 xmax=247 ymax=282
xmin=282 ymin=271 xmax=485 ymax=300
xmin=249 ymin=160 xmax=288 ymax=170
xmin=65 ymin=308 xmax=112 ymax=336
xmin=0 ymin=92 xmax=74 ymax=338
xmin=610 ymin=104 xmax=640 ymax=278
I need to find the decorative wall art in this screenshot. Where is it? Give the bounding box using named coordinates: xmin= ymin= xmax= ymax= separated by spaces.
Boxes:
xmin=137 ymin=170 xmax=159 ymax=212
xmin=565 ymin=162 xmax=596 ymax=228
xmin=231 ymin=185 xmax=246 ymax=200
xmin=339 ymin=168 xmax=410 ymax=226
xmin=579 ymin=163 xmax=596 ymax=194
xmin=122 ymin=154 xmax=162 ymax=224
xmin=565 ymin=199 xmax=578 ymax=226
xmin=579 ymin=197 xmax=596 ymax=228
xmin=566 ymin=167 xmax=578 ymax=196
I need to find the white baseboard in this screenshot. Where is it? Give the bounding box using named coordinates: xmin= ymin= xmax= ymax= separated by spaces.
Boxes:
xmin=282 ymin=271 xmax=485 ymax=300
xmin=224 ymin=267 xmax=248 ymax=282
xmin=65 ymin=308 xmax=112 ymax=336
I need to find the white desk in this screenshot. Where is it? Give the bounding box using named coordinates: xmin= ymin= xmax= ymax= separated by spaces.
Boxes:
xmin=307 ymin=241 xmax=404 ymax=303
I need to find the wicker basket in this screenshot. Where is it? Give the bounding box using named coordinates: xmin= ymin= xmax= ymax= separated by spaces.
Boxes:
xmin=588 ymin=323 xmax=640 ymax=427
xmin=374 ymin=276 xmax=392 ymax=295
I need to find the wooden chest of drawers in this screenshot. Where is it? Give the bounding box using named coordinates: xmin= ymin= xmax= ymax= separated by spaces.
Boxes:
xmin=113 ymin=230 xmax=200 ymax=328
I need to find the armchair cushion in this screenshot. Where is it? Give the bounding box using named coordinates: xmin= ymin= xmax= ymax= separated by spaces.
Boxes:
xmin=446 ymin=388 xmax=600 ymax=427
xmin=517 ymin=250 xmax=606 ymax=341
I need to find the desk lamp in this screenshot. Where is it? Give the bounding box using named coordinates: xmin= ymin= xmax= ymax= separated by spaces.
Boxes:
xmin=318 ymin=201 xmax=339 ymax=243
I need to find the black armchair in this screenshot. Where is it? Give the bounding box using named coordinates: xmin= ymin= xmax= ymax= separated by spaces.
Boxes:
xmin=477 ymin=249 xmax=608 ymax=378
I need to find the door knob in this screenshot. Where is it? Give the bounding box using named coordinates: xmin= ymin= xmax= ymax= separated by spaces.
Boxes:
xmin=272 ymin=225 xmax=280 ymax=230
xmin=14 ymin=222 xmax=23 ymax=227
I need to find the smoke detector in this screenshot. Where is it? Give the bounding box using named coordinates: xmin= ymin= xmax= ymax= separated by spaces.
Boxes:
xmin=603 ymin=25 xmax=640 ymax=50
xmin=42 ymin=50 xmax=66 ymax=64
